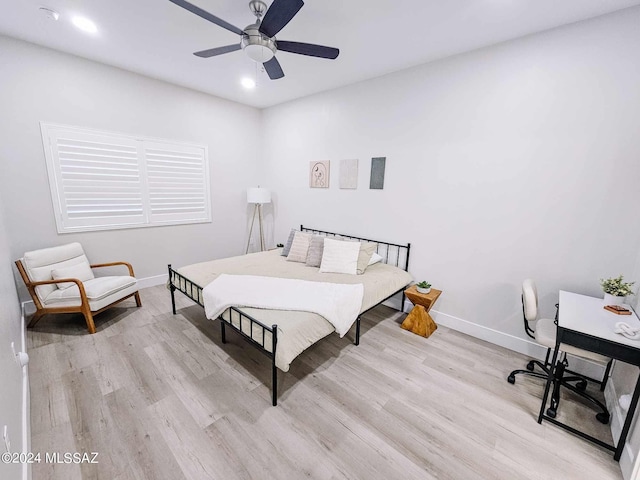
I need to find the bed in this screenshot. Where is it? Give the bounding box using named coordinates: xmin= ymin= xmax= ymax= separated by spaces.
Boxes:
xmin=168 ymin=226 xmax=412 ymax=405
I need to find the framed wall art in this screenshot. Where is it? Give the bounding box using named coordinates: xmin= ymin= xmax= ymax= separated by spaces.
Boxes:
xmin=310 ymin=161 xmax=330 ymax=188
xmin=339 ymin=159 xmax=358 ymax=189
xmin=370 ymin=157 xmax=386 ymax=190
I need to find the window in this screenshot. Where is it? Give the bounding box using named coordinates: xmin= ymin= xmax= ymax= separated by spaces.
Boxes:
xmin=40 ymin=123 xmax=211 ymax=233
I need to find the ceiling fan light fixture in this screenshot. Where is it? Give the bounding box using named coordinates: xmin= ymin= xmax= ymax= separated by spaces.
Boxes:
xmin=244 ymin=44 xmax=274 ymax=62
xmin=241 ymin=24 xmax=276 ymax=63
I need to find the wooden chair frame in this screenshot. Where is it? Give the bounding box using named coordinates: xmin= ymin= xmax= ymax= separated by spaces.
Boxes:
xmin=15 ymin=260 xmax=142 ymax=334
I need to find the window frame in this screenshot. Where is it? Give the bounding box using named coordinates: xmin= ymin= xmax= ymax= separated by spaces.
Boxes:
xmin=40 ymin=122 xmax=211 ymax=234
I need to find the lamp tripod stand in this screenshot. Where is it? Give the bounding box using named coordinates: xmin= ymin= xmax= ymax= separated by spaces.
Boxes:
xmin=246 ymin=203 xmax=266 ymax=254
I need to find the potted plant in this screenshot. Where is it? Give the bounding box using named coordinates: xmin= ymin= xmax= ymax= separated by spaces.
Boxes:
xmin=600 ymin=275 xmax=635 ymax=306
xmin=416 ymin=281 xmax=432 ymax=294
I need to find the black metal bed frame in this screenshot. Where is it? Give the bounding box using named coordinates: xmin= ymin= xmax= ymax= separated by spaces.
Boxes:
xmin=168 ymin=225 xmax=411 ymax=406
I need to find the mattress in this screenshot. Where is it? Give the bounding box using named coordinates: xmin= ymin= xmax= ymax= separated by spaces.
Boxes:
xmin=172 ymin=249 xmax=413 ymax=371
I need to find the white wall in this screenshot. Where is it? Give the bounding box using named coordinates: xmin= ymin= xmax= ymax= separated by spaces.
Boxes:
xmin=0 ymin=35 xmax=261 ymax=291
xmin=261 ymin=7 xmax=640 ymax=339
xmin=262 ymin=7 xmax=640 ymax=474
xmin=0 ymin=198 xmax=26 ymax=480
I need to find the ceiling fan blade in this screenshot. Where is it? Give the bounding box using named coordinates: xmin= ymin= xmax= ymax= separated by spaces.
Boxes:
xmin=263 ymin=57 xmax=285 ymax=80
xmin=194 ymin=44 xmax=241 ymax=58
xmin=169 ymin=0 xmax=244 ymax=36
xmin=258 ymin=0 xmax=304 ymax=38
xmin=276 ymin=41 xmax=339 ymax=59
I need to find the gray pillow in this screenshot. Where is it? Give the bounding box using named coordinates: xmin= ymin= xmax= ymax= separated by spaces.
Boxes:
xmin=286 ymin=231 xmax=312 ymax=263
xmin=281 ymin=228 xmax=297 ymax=256
xmin=356 ymin=242 xmax=377 ymax=274
xmin=305 ymin=235 xmax=325 ymax=267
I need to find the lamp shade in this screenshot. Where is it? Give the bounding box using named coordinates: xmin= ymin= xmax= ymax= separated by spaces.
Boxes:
xmin=247 ymin=187 xmax=271 ymax=204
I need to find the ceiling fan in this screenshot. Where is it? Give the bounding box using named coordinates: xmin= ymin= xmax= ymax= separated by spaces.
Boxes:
xmin=168 ymin=0 xmax=340 ymax=80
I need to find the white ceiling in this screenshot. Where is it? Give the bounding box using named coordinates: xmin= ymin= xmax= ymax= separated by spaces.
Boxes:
xmin=2 ymin=0 xmax=639 ymax=108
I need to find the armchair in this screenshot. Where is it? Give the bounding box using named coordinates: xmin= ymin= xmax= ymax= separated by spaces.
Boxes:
xmin=16 ymin=242 xmax=141 ymax=334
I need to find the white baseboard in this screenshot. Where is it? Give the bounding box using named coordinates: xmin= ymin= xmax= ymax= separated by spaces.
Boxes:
xmin=433 ymin=307 xmax=605 ymax=378
xmin=431 ymin=308 xmax=548 ymax=359
xmin=19 ymin=304 xmax=31 ymax=480
xmin=137 ymin=273 xmax=168 ymax=289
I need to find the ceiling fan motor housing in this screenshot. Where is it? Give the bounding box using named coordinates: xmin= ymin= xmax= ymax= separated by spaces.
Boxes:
xmin=241 ymin=24 xmax=277 ymax=62
xmin=169 ymin=0 xmax=338 ymax=79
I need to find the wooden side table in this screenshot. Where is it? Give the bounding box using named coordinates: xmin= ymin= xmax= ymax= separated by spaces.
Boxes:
xmin=401 ymin=285 xmax=442 ymax=338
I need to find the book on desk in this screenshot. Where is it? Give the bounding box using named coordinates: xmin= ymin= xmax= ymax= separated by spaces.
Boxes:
xmin=604 ymin=305 xmax=632 ymax=315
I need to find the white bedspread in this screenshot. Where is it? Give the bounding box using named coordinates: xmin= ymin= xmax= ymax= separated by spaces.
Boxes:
xmin=202 ymin=274 xmax=364 ymax=337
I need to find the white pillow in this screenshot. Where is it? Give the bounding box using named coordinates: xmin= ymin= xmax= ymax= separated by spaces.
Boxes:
xmin=51 ymin=262 xmax=95 ymax=290
xmin=367 ymin=252 xmax=383 ymax=266
xmin=286 ymin=231 xmax=312 ymax=263
xmin=319 ymin=238 xmax=360 ymax=275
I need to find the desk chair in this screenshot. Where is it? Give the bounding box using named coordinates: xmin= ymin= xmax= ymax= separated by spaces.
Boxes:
xmin=507 ymin=279 xmax=612 ymax=423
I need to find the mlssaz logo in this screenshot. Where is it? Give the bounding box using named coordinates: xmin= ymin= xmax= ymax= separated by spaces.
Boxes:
xmin=45 ymin=452 xmax=99 ymax=464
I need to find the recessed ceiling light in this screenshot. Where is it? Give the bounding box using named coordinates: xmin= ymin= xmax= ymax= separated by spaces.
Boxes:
xmin=241 ymin=77 xmax=256 ymax=89
xmin=71 ymin=15 xmax=98 ymax=34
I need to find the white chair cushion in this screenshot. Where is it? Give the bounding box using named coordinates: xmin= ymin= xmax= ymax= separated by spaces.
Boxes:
xmin=23 ymin=242 xmax=90 ymax=303
xmin=535 ymin=318 xmax=609 ymax=363
xmin=522 ymin=279 xmax=538 ymax=322
xmin=43 ymin=276 xmax=137 ymax=311
xmin=51 ymin=262 xmax=95 ymax=290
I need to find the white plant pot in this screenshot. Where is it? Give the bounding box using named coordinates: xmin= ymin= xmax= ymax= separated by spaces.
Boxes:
xmin=416 ymin=286 xmax=431 ymax=294
xmin=603 ymin=293 xmax=625 ymax=306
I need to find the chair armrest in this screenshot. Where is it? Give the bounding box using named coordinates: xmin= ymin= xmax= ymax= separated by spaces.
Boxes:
xmin=30 ymin=278 xmax=89 ymax=301
xmin=90 ymin=261 xmax=136 ymax=277
xmin=30 ymin=278 xmax=82 ymax=288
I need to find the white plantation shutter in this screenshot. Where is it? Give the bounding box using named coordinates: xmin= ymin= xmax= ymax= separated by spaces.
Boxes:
xmin=41 ymin=123 xmax=210 ymax=233
xmin=47 ymin=129 xmax=146 ymax=230
xmin=144 ymin=142 xmax=209 ymax=225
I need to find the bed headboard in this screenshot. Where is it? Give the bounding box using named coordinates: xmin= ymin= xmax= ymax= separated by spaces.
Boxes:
xmin=300 ymin=225 xmax=411 ymax=272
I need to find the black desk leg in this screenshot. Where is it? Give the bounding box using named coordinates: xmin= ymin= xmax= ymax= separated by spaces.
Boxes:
xmin=615 ymin=372 xmax=640 ymax=461
xmin=547 ymin=360 xmax=565 ymax=419
xmin=539 ymin=343 xmax=561 ymax=423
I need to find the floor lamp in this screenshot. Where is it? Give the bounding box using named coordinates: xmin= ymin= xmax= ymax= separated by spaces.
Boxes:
xmin=245 ymin=187 xmax=271 ymax=254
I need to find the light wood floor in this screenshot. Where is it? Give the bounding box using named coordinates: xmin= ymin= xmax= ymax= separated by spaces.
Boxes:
xmin=28 ymin=285 xmax=622 ymax=480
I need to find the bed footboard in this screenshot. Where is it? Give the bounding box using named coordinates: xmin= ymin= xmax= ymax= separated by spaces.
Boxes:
xmin=168 ymin=265 xmax=280 ymax=405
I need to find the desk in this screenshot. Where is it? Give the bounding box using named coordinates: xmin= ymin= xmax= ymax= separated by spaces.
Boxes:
xmin=538 ymin=291 xmax=640 ymax=460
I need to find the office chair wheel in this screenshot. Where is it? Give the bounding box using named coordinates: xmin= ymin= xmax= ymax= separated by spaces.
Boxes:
xmin=526 ymin=361 xmax=535 ymax=371
xmin=546 ymin=408 xmax=557 ymax=419
xmin=576 ymin=380 xmax=587 ymax=391
xmin=507 ymin=374 xmax=515 ymax=384
xmin=596 ymin=412 xmax=610 ymax=424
